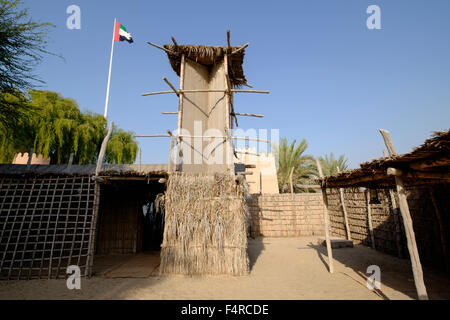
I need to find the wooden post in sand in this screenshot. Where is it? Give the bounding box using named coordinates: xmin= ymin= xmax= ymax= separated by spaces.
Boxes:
xmin=316 ymin=158 xmax=334 ymax=274
xmin=336 ymin=167 xmax=351 ymax=240
xmin=365 ymin=189 xmax=376 ymax=249
xmin=379 ymin=129 xmax=428 ymax=300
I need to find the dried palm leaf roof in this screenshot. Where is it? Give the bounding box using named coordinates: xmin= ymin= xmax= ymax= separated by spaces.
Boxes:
xmin=0 ymin=164 xmax=168 ymax=177
xmin=319 ymin=130 xmax=450 ymax=188
xmin=163 ymin=44 xmax=248 ymax=87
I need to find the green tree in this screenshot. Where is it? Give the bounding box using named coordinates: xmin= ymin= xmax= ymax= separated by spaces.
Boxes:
xmin=106 ymin=129 xmax=138 ymax=164
xmin=273 ymin=137 xmax=316 ymax=193
xmin=0 ymin=90 xmax=138 ymax=165
xmin=318 ymin=153 xmax=349 ymax=176
xmin=0 ymin=0 xmax=54 ymax=131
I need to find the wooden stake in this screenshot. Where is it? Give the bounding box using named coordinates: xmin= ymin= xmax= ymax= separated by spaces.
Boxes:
xmin=379 ymin=129 xmax=428 ymax=300
xmin=337 ymin=167 xmax=352 ymax=240
xmin=365 ymin=189 xmax=376 ymax=249
xmin=316 ymin=158 xmax=334 ymax=273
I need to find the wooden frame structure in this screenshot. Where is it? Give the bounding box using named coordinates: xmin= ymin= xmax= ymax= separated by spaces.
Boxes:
xmin=318 ymin=129 xmax=450 ymax=300
xmin=141 ymin=31 xmax=269 ymax=174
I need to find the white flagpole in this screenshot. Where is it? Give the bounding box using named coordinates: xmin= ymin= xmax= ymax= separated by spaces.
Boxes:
xmin=104 ymin=18 xmax=117 ymax=120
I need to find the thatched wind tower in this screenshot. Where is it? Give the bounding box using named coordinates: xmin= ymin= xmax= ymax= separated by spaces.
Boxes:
xmin=144 ymin=32 xmax=268 ymax=275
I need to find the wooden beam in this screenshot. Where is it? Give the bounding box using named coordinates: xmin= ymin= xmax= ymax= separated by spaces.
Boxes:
xmin=171 ymin=36 xmax=178 ymax=48
xmin=147 ymin=42 xmax=177 ymax=55
xmin=235 ymin=112 xmax=264 ymax=118
xmin=409 ymin=157 xmax=449 ymax=170
xmin=379 ymin=129 xmax=428 ymax=300
xmin=337 ymin=167 xmax=352 ymax=241
xmin=365 ymin=189 xmax=376 ymax=249
xmin=142 ymin=88 xmax=270 ymax=96
xmin=316 ymin=158 xmax=334 ymax=274
xmin=231 ymin=43 xmax=249 ymax=54
xmin=379 ymin=129 xmax=396 ymax=155
xmin=163 ymin=77 xmax=179 ymax=96
xmin=295 ymin=184 xmax=322 ymax=189
xmin=387 ymin=168 xmax=450 ymax=180
xmin=96 ymin=122 xmax=114 ymax=175
xmin=161 ymin=112 xmax=178 ymax=115
xmin=245 ymin=164 xmax=256 ymax=169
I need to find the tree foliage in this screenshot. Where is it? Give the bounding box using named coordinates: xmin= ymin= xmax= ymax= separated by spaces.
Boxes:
xmin=273 ymin=137 xmax=316 ymax=193
xmin=0 ymin=0 xmax=54 ymax=131
xmin=0 ymin=90 xmax=138 ymax=165
xmin=318 ymin=153 xmax=349 ymax=176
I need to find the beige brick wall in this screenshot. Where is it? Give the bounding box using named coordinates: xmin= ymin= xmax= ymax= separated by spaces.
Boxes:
xmin=247 ymin=193 xmax=325 ymax=237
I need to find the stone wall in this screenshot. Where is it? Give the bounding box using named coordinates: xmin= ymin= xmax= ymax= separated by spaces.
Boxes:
xmin=247 ymin=193 xmax=325 ymax=238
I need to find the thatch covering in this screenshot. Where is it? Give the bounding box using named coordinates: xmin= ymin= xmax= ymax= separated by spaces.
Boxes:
xmin=160 ymin=172 xmax=249 ymax=275
xmin=319 ymin=130 xmax=450 ymax=188
xmin=163 ymin=44 xmax=248 ymax=87
xmin=0 ymin=164 xmax=167 ymax=177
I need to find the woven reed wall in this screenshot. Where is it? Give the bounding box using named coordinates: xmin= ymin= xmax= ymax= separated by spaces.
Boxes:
xmin=326 ymin=188 xmax=400 ymax=255
xmin=326 ymin=184 xmax=450 ymax=271
xmin=0 ymin=176 xmax=96 ymax=280
xmin=247 ymin=193 xmax=325 ymax=238
xmin=160 ymin=173 xmax=249 ymax=275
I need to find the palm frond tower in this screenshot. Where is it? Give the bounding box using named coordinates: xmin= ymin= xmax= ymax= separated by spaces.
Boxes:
xmin=144 ymin=32 xmax=269 ymax=275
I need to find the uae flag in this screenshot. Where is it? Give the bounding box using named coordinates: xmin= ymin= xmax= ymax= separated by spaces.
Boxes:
xmin=114 ymin=21 xmax=133 ymax=43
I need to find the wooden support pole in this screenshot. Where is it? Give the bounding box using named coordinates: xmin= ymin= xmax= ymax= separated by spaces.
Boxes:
xmin=147 ymin=42 xmax=178 ymax=55
xmin=289 ymin=167 xmax=295 ymax=200
xmin=162 ymin=112 xmax=178 ymax=115
xmin=169 ymin=138 xmax=174 ymax=173
xmin=142 ymin=89 xmax=269 ymax=96
xmin=295 ymin=184 xmax=322 ymax=189
xmin=231 ymin=43 xmax=249 ymax=54
xmin=379 ymin=129 xmax=428 ymax=300
xmin=176 ymin=54 xmax=185 ymax=170
xmin=429 ymin=186 xmax=449 ymax=272
xmin=96 ymin=122 xmax=114 ymax=176
xmin=337 ymin=167 xmax=352 ymax=240
xmin=365 ymin=189 xmax=376 ymax=249
xmin=316 ymin=158 xmax=334 ymax=274
xmin=235 ymin=112 xmax=264 ymax=118
xmin=163 ymin=77 xmax=179 ymax=96
xmin=224 ymin=54 xmax=232 ymax=173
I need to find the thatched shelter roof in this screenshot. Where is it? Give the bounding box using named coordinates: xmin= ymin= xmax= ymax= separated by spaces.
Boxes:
xmin=319 ymin=130 xmax=450 ymax=188
xmin=163 ymin=44 xmax=248 ymax=87
xmin=0 ymin=164 xmax=168 ymax=177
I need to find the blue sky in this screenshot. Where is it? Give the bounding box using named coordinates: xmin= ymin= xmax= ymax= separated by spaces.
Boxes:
xmin=24 ymin=0 xmax=450 ymax=168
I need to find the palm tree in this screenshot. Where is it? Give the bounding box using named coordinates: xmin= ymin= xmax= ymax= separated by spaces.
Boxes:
xmin=318 ymin=153 xmax=349 ymax=176
xmin=273 ymin=137 xmax=316 ymax=193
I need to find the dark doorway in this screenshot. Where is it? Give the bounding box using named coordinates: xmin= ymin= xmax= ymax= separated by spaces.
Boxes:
xmin=95 ymin=178 xmax=166 ymax=255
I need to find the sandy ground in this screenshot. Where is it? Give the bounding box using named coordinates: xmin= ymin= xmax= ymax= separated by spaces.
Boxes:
xmin=1 ymin=237 xmax=450 ymax=300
